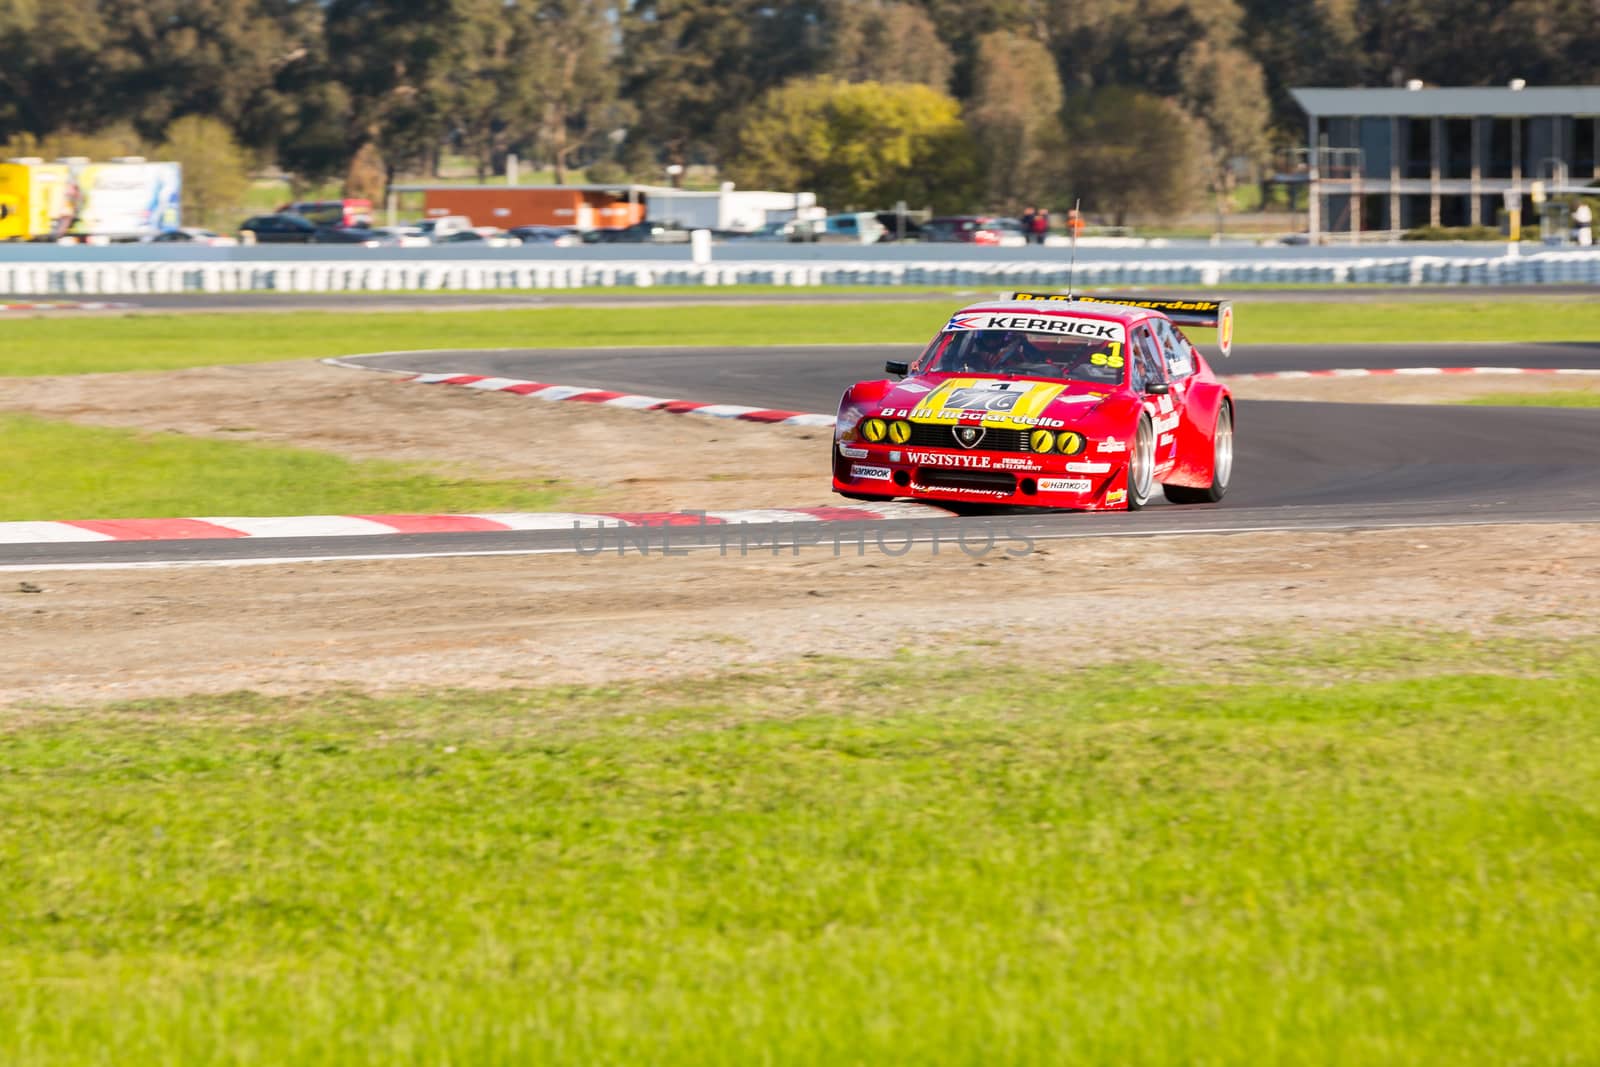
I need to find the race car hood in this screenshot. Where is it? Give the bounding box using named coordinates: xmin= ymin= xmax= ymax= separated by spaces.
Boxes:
xmin=874 ymin=374 xmax=1112 ymax=427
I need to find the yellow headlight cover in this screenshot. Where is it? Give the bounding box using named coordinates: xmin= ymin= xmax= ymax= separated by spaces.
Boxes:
xmin=888 ymin=420 xmax=912 ymax=444
xmin=862 ymin=418 xmax=888 ymax=442
xmin=1029 ymin=428 xmax=1056 ymax=453
xmin=1056 ymin=431 xmax=1085 ymax=455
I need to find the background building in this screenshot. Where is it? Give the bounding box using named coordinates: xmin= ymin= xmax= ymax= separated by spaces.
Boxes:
xmin=1290 ymin=85 xmax=1600 ymax=239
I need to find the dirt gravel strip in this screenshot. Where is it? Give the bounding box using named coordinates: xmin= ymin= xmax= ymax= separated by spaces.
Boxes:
xmin=4 ymin=523 xmax=1596 ymax=707
xmin=0 ymin=505 xmax=950 ymax=545
xmin=322 ymin=356 xmax=839 ymax=427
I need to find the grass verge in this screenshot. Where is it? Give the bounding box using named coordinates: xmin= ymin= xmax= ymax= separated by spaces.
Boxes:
xmin=0 ymin=414 xmax=576 ymax=520
xmin=4 ymin=300 xmax=1600 ymax=376
xmin=1464 ymin=385 xmax=1600 ymax=407
xmin=3 ymin=633 xmax=1599 ymax=1064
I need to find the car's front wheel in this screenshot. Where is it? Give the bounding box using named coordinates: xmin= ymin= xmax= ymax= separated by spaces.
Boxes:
xmin=1166 ymin=402 xmax=1232 ymax=505
xmin=1127 ymin=413 xmax=1156 ymax=510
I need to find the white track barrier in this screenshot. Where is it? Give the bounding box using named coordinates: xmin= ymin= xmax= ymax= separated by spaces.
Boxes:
xmin=2 ymin=251 xmax=1599 ymax=295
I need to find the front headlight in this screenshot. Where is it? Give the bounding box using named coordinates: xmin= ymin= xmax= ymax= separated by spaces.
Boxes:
xmin=861 ymin=418 xmax=888 ymax=443
xmin=1029 ymin=429 xmax=1055 ymax=453
xmin=888 ymin=420 xmax=912 ymax=444
xmin=1055 ymin=430 xmax=1085 ymax=455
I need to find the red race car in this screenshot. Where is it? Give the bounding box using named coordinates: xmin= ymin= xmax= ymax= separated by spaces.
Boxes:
xmin=832 ymin=293 xmax=1235 ymax=510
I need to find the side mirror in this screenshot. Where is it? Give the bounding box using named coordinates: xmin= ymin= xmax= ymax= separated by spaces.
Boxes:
xmin=1145 ymin=381 xmax=1171 ymax=396
xmin=884 ymin=360 xmax=909 ymax=377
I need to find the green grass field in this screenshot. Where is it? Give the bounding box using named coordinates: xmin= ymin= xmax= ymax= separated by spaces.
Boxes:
xmin=0 ymin=414 xmax=577 ymax=521
xmin=4 ymin=299 xmax=1600 ymax=376
xmin=1465 ymin=385 xmax=1600 ymax=407
xmin=3 ymin=634 xmax=1598 ymax=1065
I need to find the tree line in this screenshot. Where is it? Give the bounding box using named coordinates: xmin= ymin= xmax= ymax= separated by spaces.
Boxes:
xmin=1 ymin=0 xmax=1595 ymax=221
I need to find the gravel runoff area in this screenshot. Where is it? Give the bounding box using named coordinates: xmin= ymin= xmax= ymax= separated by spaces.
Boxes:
xmin=4 ymin=522 xmax=1597 ymax=708
xmin=2 ymin=360 xmax=1599 ymax=707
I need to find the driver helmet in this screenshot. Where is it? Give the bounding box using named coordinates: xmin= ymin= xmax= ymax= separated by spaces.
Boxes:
xmin=972 ymin=330 xmax=1028 ymax=370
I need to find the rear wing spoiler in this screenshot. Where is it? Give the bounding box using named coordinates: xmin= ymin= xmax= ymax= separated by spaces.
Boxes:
xmin=1010 ymin=292 xmax=1234 ymax=357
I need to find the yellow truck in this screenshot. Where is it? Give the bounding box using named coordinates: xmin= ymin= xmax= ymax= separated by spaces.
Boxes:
xmin=0 ymin=160 xmax=72 ymax=240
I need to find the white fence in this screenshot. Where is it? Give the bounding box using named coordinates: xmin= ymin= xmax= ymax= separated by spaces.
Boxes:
xmin=2 ymin=251 xmax=1599 ymax=294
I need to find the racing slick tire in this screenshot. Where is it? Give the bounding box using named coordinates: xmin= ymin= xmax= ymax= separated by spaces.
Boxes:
xmin=1127 ymin=413 xmax=1157 ymax=511
xmin=1164 ymin=401 xmax=1232 ymax=505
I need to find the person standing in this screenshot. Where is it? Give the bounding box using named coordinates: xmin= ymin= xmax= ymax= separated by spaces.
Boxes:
xmin=1027 ymin=207 xmax=1049 ymax=245
xmin=1019 ymin=206 xmax=1037 ymax=242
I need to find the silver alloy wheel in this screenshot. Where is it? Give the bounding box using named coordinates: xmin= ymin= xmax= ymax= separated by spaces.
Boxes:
xmin=1213 ymin=403 xmax=1233 ymax=489
xmin=1130 ymin=416 xmax=1155 ymax=505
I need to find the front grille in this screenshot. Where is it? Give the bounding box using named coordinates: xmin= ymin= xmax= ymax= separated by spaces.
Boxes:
xmin=915 ymin=469 xmax=1018 ymax=494
xmin=905 ymin=422 xmax=1031 ymax=453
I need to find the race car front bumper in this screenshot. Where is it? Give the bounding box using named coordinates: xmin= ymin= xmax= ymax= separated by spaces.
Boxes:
xmin=831 ymin=442 xmax=1130 ymax=510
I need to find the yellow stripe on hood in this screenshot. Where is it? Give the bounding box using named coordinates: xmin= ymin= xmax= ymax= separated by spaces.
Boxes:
xmin=908 ymin=378 xmax=1069 ymax=426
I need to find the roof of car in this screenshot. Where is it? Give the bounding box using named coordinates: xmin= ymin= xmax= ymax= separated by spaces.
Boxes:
xmin=954 ymin=298 xmax=1152 ymax=323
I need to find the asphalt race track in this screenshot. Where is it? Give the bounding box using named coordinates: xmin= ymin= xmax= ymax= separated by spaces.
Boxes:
xmin=6 ymin=341 xmax=1599 ymax=568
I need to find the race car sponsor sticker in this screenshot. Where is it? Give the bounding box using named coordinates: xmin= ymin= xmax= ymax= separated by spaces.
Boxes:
xmin=911 ymin=481 xmax=1009 ymax=497
xmin=906 ymin=451 xmax=993 ymax=468
xmin=1039 ymin=478 xmax=1093 ymax=493
xmin=1106 ymin=488 xmax=1127 ymax=506
xmin=945 ymin=313 xmax=1122 ymax=341
xmin=838 ymin=445 xmax=869 ymax=459
xmin=1096 ymin=437 xmax=1127 ymax=454
xmin=1065 ymin=461 xmax=1111 ymax=473
xmin=851 ymin=464 xmax=892 ymax=481
xmin=1153 ymin=413 xmax=1179 ymax=434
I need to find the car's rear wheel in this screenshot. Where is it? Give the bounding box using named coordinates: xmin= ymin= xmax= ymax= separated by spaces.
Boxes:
xmin=1127 ymin=414 xmax=1156 ymax=510
xmin=1166 ymin=402 xmax=1232 ymax=505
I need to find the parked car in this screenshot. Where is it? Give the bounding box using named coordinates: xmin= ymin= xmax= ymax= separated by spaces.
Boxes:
xmin=729 ymin=220 xmax=802 ymax=242
xmin=790 ymin=212 xmax=887 ymax=244
xmin=279 ymin=199 xmax=374 ymax=228
xmin=922 ymin=216 xmax=1029 ymax=247
xmin=436 ymin=229 xmax=523 ymax=248
xmin=582 ymin=220 xmax=692 ymax=244
xmin=310 ymin=225 xmax=390 ymax=246
xmin=413 ymin=215 xmax=476 ymax=239
xmin=145 ymin=227 xmax=238 ymax=246
xmin=874 ymin=212 xmax=924 ymax=242
xmin=365 ymin=225 xmax=432 ymax=247
xmin=238 ymin=213 xmax=322 ymax=243
xmin=507 ymin=225 xmax=579 ymax=246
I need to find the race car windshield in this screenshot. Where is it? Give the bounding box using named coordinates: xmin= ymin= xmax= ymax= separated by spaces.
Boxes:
xmin=921 ymin=328 xmax=1130 ymax=385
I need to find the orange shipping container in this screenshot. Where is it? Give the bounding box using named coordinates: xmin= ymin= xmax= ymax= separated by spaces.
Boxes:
xmin=400 ymin=186 xmax=651 ymax=230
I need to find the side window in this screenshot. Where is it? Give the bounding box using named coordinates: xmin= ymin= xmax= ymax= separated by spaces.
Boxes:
xmin=1152 ymin=318 xmax=1195 ymax=378
xmin=1131 ymin=326 xmax=1166 ymax=393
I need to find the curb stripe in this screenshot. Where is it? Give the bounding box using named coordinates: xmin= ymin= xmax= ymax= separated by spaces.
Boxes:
xmin=349 ymin=514 xmax=513 ymax=534
xmin=0 ymin=301 xmax=136 ymax=312
xmin=65 ymin=518 xmax=249 ymax=541
xmin=0 ymin=505 xmax=954 ymax=546
xmin=328 ymin=358 xmax=834 ymax=427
